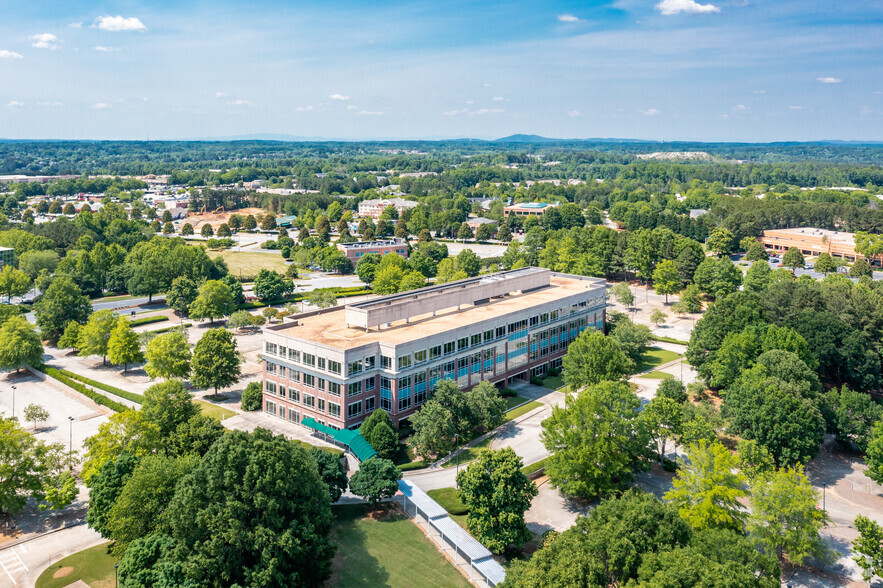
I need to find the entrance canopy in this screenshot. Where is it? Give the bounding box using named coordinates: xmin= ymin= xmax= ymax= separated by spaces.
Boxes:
xmin=301 ymin=417 xmax=377 ymax=461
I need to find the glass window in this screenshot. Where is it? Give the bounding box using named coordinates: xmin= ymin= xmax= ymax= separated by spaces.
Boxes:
xmin=318 ymin=357 xmax=326 ymax=370
xmin=348 ymin=360 xmax=363 ymax=376
xmin=328 ymin=382 xmax=341 ymax=396
xmin=414 ymin=350 xmax=427 ymax=364
xmin=265 ymin=362 xmax=277 ymax=375
xmin=303 ymin=353 xmax=316 ymax=367
xmin=398 ymin=396 xmax=411 ymax=411
xmin=365 ymin=376 xmax=376 ymax=390
xmin=496 ymin=326 xmax=506 ymax=338
xmin=289 ymin=370 xmax=300 ymax=383
xmin=317 ymin=398 xmax=325 ymax=412
xmin=444 ymin=341 xmax=456 ymax=355
xmin=318 ymin=378 xmax=326 ymax=391
xmin=328 ymin=402 xmax=341 ymax=418
xmin=303 ymin=394 xmax=315 ymax=408
xmin=381 ymin=355 xmax=392 ymax=369
xmin=265 ymin=342 xmax=277 ymax=355
xmin=290 ymin=389 xmax=300 ymax=403
xmin=289 ymin=349 xmax=301 ymax=363
xmin=348 ymin=381 xmax=363 ymax=396
xmin=278 ymin=385 xmax=287 ymax=399
xmin=398 ymin=375 xmax=411 ymax=389
xmin=471 ymin=334 xmax=482 ymax=346
xmin=348 ymin=401 xmax=362 ymax=418
xmin=303 ymin=374 xmax=315 ymax=388
xmin=328 ymin=360 xmax=342 ymax=375
xmin=279 ymin=346 xmax=287 ymax=358
xmin=397 ymin=355 xmax=411 ymax=370
xmin=551 ymin=309 xmax=559 ymax=320
xmin=265 ymin=381 xmax=277 ymax=394
xmin=288 ymin=409 xmax=300 ymax=423
xmin=365 ymin=397 xmax=376 ymax=412
xmin=430 ymin=345 xmax=442 ymax=359
xmin=458 ymin=337 xmax=468 ymax=351
xmin=484 ymin=330 xmax=493 ymax=342
xmin=365 ymin=356 xmax=376 ymax=370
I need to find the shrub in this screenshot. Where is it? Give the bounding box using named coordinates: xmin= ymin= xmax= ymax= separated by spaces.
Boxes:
xmin=530 ymin=376 xmax=544 ymax=386
xmin=41 ymin=367 xmax=129 ymax=413
xmin=130 ymin=315 xmax=169 ymax=327
xmin=500 ymin=388 xmax=518 ymax=398
xmin=241 ymin=381 xmax=262 ymax=411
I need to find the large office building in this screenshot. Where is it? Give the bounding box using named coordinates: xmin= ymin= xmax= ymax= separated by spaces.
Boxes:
xmin=0 ymin=247 xmax=12 ymax=268
xmin=503 ymin=202 xmax=557 ymax=218
xmin=358 ymin=198 xmax=419 ymax=219
xmin=759 ymin=227 xmax=883 ymax=266
xmin=262 ymin=268 xmax=606 ymax=430
xmin=336 ymin=237 xmax=409 ymax=262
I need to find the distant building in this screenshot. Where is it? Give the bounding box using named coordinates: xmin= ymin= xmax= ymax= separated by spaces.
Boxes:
xmin=0 ymin=247 xmax=12 ymax=267
xmin=358 ymin=198 xmax=418 ymax=219
xmin=759 ymin=227 xmax=883 ymax=266
xmin=503 ymin=202 xmax=557 ymax=218
xmin=261 ymin=267 xmax=606 ymax=430
xmin=167 ymin=207 xmax=188 ymax=220
xmin=336 ymin=238 xmax=409 ymax=262
xmin=0 ymin=175 xmax=80 ymax=184
xmin=689 ymin=209 xmax=708 ymax=218
xmin=465 ymin=217 xmax=497 ymax=232
xmin=276 ymin=215 xmax=298 ymax=228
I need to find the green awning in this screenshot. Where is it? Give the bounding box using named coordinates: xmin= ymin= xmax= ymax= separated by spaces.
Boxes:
xmin=301 ymin=417 xmax=377 ymax=461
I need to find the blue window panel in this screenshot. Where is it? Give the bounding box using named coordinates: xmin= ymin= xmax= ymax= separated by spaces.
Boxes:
xmin=381 ymin=389 xmax=391 ymax=399
xmin=415 ymin=382 xmax=427 ymax=393
xmin=541 ymin=339 xmax=549 ymax=348
xmin=399 ymin=387 xmax=412 ymax=398
xmin=471 ymin=363 xmax=480 ymax=373
xmin=429 ymin=378 xmax=440 ymax=389
xmin=458 ymin=368 xmax=468 ymax=378
xmin=483 ymin=360 xmax=493 ymax=369
xmin=530 ymin=343 xmax=538 ymax=352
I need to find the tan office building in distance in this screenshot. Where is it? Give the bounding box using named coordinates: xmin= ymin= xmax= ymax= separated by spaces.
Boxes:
xmin=261 ymin=268 xmax=606 ymax=431
xmin=759 ymin=227 xmax=883 ymax=266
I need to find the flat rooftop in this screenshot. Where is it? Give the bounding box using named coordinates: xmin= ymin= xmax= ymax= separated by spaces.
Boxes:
xmin=762 ymin=227 xmax=856 ymax=246
xmin=505 ymin=202 xmax=552 ymax=209
xmin=271 ymin=272 xmax=604 ymax=350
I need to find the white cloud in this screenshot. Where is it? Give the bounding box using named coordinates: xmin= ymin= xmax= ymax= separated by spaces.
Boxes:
xmin=567 ymin=110 xmax=584 ymax=117
xmin=483 ymin=83 xmax=491 ymax=87
xmin=492 ymin=96 xmax=506 ymax=101
xmin=753 ymin=89 xmax=766 ymax=94
xmin=4 ymin=101 xmax=25 ymax=108
xmin=734 ymin=104 xmax=747 ymax=111
xmin=0 ymin=50 xmax=23 ymax=60
xmin=465 ymin=100 xmax=475 ymax=105
xmin=329 ymin=93 xmax=349 ymax=101
xmin=37 ymin=101 xmax=62 ymax=107
xmin=472 ymin=108 xmax=504 ymax=115
xmin=558 ymin=14 xmax=581 ymax=22
xmin=640 ymin=108 xmax=660 ymax=115
xmin=346 ymin=105 xmax=357 ymax=110
xmin=816 ymin=77 xmax=842 ymax=84
xmin=788 ymin=105 xmax=803 ymax=110
xmin=294 ymin=105 xmax=315 ymax=112
xmin=69 ymin=22 xmax=83 ymax=28
xmin=94 ymin=15 xmax=147 ymax=32
xmin=357 ymin=110 xmax=384 ymax=116
xmin=655 ymin=0 xmax=720 ymax=15
xmin=31 ymin=33 xmax=60 ymax=50
xmin=227 ymin=99 xmax=253 ymax=106
xmin=91 ymin=102 xmax=110 ymax=109
xmin=93 ymin=46 xmax=120 ymax=52
xmin=214 ymin=92 xmax=227 ymax=98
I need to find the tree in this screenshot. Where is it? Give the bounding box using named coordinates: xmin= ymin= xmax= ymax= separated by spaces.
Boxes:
xmin=18 ymin=249 xmax=59 ymax=278
xmin=253 ymin=269 xmax=292 ymax=301
xmin=86 ymin=452 xmax=140 ymax=538
xmin=652 ymin=259 xmax=681 ymax=303
xmin=502 ymin=490 xmax=691 ymax=588
xmin=0 ymin=417 xmax=69 ymax=515
xmin=200 ymin=223 xmax=213 ymax=238
xmin=156 ymin=428 xmax=336 ymax=586
xmin=360 ymin=409 xmax=394 ymax=442
xmin=744 ymin=240 xmax=769 ymax=261
xmin=496 ymin=224 xmax=512 ymax=242
xmin=62 ymin=202 xmax=75 ymax=215
xmin=306 ymin=290 xmax=337 ymax=309
xmin=747 ymin=467 xmax=829 ymax=565
xmin=706 ymin=227 xmax=735 ymax=256
xmin=78 ymin=309 xmax=119 ymax=365
xmin=541 ymin=381 xmax=647 ymax=499
xmin=310 ymin=447 xmax=348 ymax=503
xmin=466 ymin=381 xmax=506 ymax=433
xmin=642 ymin=396 xmax=682 ymax=463
xmin=191 ymin=328 xmax=241 ymax=396
xmin=610 ymin=318 xmax=650 ymax=366
xmin=456 ymin=249 xmax=481 ymax=277
xmin=34 ymin=276 xmax=92 ymax=341
xmin=475 ymin=223 xmax=495 ymax=241
xmin=57 ymin=320 xmax=82 ymax=351
xmin=693 ymin=256 xmax=742 ymax=300
xmin=408 ymin=400 xmax=457 ymax=459
xmin=457 ymin=223 xmax=473 ymax=241
xmin=562 ymin=329 xmax=631 ymax=390
xmin=144 ymin=332 xmax=191 ymax=380
xmin=829 ymin=386 xmax=882 ymax=451
xmin=106 ymin=454 xmax=197 ymax=556
xmin=850 ymin=258 xmax=873 ymax=278
xmin=23 ymin=403 xmax=49 ymax=432
xmin=611 ymin=282 xmax=634 ymax=308
xmin=261 ymin=212 xmax=277 ymax=231
xmin=864 ymin=419 xmax=883 ymax=485
xmin=815 ymin=252 xmax=837 ymax=274
xmin=243 ymin=214 xmax=257 ymax=231
xmin=854 ymin=515 xmax=883 ymax=584
xmin=108 ymin=318 xmax=143 ymax=371
xmin=366 ymin=421 xmax=398 ymax=461
xmin=0 ymin=266 xmax=30 ymax=302
xmin=0 ymin=316 xmax=43 ymax=373
xmin=657 ymin=377 xmax=687 ymax=403
xmin=372 ymin=264 xmax=404 ymax=295
xmin=399 ymin=270 xmax=425 ymax=291
xmin=162 ymin=221 xmax=175 ymax=235
xmin=180 ymin=222 xmax=194 ymax=236
xmin=349 ymin=457 xmax=402 ymax=512
xmin=216 ymin=223 xmax=231 ymax=238
xmin=240 ymin=381 xmax=262 ymax=411
xmin=664 ymin=440 xmax=747 ymax=532
xmin=166 ymin=276 xmax=199 ymax=315
xmin=677 ymin=283 xmax=703 ymax=313
xmin=737 ymin=439 xmax=775 ymax=480
xmin=782 ymin=246 xmax=805 ymax=270
xmin=744 ymin=259 xmax=772 ymax=292
xmin=456 ymin=448 xmax=537 ymax=553
xmin=142 ymin=380 xmax=199 ymax=438
xmin=188 ymin=280 xmax=233 ymax=324
xmin=650 ymin=309 xmax=667 ymax=327
xmin=220 ymin=274 xmax=245 ymax=305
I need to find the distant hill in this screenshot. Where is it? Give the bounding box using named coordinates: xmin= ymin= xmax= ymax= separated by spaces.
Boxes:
xmin=493 ymin=134 xmax=567 ymax=143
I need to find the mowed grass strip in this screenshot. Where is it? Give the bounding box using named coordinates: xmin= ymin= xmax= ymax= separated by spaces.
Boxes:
xmin=329 ymin=504 xmax=471 ymax=588
xmin=36 ymin=542 xmax=119 ymax=588
xmin=193 ymin=398 xmax=236 ymax=420
xmin=633 ymin=346 xmax=682 ymax=374
xmin=206 ymin=249 xmax=289 ymax=280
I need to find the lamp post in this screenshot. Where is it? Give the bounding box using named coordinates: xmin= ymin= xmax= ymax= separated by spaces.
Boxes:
xmin=823 ymin=483 xmax=826 ymax=511
xmin=115 ymin=564 xmax=119 ymax=587
xmin=454 ymin=433 xmax=460 ymax=488
xmin=10 ymin=385 xmax=15 ymax=420
xmin=68 ymin=416 xmax=74 ymax=470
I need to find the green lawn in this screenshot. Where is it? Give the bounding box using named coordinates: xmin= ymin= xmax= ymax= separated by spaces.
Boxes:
xmin=442 ymin=435 xmax=494 ymax=468
xmin=36 ymin=542 xmax=119 ymax=588
xmin=194 ymin=398 xmax=236 ymax=420
xmin=520 ymin=456 xmax=551 ymax=476
xmin=633 ymin=347 xmax=682 ymax=374
xmin=503 ymin=399 xmax=543 ymax=423
xmin=329 ymin=504 xmax=471 ymax=588
xmin=427 ymin=487 xmax=469 ymax=515
xmin=206 ymin=249 xmax=289 ymax=281
xmin=641 ymin=370 xmax=674 ymax=379
xmin=541 ymin=374 xmax=565 ymax=390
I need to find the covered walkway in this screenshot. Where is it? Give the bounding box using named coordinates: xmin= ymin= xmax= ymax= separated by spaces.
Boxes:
xmin=301 ymin=417 xmax=377 ymax=461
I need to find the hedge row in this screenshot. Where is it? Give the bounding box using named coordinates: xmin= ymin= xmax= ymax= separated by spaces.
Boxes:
xmin=149 ymin=323 xmax=193 ymax=335
xmin=130 ymin=315 xmax=169 ymax=327
xmin=57 ymin=369 xmax=144 ymax=405
xmin=41 ymin=367 xmax=130 ymax=413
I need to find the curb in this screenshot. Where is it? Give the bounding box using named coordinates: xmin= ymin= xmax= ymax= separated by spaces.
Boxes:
xmin=0 ymin=520 xmax=86 ymax=551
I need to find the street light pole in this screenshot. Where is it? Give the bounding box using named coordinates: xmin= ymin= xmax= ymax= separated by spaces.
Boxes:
xmin=68 ymin=416 xmax=74 ymax=470
xmin=115 ymin=564 xmax=119 ymax=587
xmin=454 ymin=433 xmax=460 ymax=488
xmin=11 ymin=385 xmax=15 ymax=420
xmin=823 ymin=483 xmax=826 ymax=511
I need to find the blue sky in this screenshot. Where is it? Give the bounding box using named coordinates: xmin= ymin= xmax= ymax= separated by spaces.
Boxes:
xmin=0 ymin=0 xmax=881 ymax=141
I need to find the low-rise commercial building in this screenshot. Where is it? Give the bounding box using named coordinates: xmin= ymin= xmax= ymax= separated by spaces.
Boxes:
xmin=759 ymin=227 xmax=883 ymax=266
xmin=261 ymin=268 xmax=606 ymax=430
xmin=358 ymin=198 xmax=418 ymax=219
xmin=336 ymin=238 xmax=408 ymax=262
xmin=503 ymin=202 xmax=557 ymax=218
xmin=0 ymin=247 xmax=13 ymax=267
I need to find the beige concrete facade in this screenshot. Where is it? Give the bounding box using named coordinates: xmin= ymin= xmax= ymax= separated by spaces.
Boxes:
xmin=759 ymin=227 xmax=883 ymax=266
